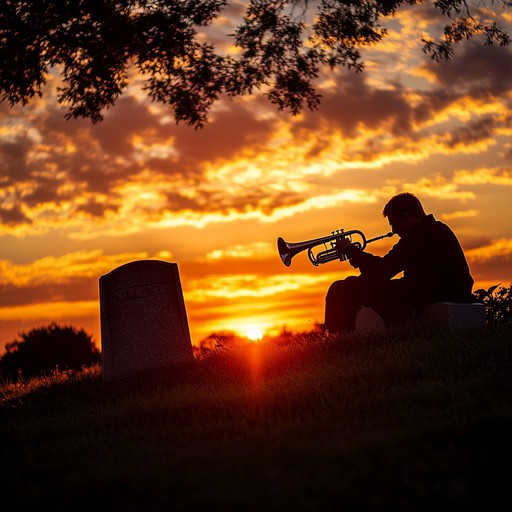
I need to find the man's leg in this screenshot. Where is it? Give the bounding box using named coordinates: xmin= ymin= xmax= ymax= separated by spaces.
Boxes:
xmin=365 ymin=279 xmax=414 ymax=327
xmin=324 ymin=275 xmax=364 ymax=333
xmin=325 ymin=276 xmax=414 ymax=333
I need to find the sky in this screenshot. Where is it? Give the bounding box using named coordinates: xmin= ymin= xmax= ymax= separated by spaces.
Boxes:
xmin=1 ymin=2 xmax=512 ymax=354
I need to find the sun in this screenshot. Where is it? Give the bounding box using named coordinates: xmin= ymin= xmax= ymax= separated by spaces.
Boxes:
xmin=245 ymin=327 xmax=264 ymax=342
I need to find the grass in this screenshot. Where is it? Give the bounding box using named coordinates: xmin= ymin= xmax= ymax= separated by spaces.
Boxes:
xmin=1 ymin=323 xmax=512 ymax=511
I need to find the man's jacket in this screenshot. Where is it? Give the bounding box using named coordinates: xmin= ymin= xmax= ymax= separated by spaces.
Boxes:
xmin=346 ymin=214 xmax=474 ymax=308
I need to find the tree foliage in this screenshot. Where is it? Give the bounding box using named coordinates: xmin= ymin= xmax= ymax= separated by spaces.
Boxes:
xmin=0 ymin=323 xmax=101 ymax=382
xmin=1 ymin=1 xmax=511 ymax=127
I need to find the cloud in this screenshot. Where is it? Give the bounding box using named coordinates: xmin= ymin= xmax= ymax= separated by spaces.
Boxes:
xmin=454 ymin=167 xmax=512 ymax=186
xmin=0 ymin=300 xmax=98 ymax=322
xmin=0 ymin=250 xmax=151 ymax=287
xmin=466 ymin=238 xmax=512 ymax=263
xmin=0 ymin=204 xmax=28 ymax=225
xmin=298 ymin=72 xmax=414 ymax=136
xmin=205 ymin=241 xmax=274 ymax=261
xmin=466 ymin=238 xmax=512 ymax=290
xmin=0 ymin=135 xmax=33 ymax=182
xmin=400 ymin=175 xmax=476 ymax=201
xmin=423 ymin=42 xmax=512 ymax=96
xmin=441 ymin=209 xmax=479 ymax=221
xmin=444 ymin=115 xmax=503 ymax=149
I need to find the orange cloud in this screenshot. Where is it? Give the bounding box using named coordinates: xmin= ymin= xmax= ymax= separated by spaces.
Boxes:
xmin=0 ymin=250 xmax=160 ymax=286
xmin=185 ymin=272 xmax=339 ymax=302
xmin=441 ymin=209 xmax=479 ymax=221
xmin=402 ymin=175 xmax=476 ymax=200
xmin=205 ymin=242 xmax=274 ymax=261
xmin=0 ymin=300 xmax=97 ymax=321
xmin=466 ymin=239 xmax=512 ymax=262
xmin=454 ymin=167 xmax=512 ymax=186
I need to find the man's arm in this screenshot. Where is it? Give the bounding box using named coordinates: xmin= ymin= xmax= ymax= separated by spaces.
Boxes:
xmin=340 ymin=239 xmax=405 ymax=280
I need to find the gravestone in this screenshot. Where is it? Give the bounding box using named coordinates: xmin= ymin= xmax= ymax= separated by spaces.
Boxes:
xmin=99 ymin=260 xmax=194 ymax=382
xmin=355 ymin=307 xmax=386 ymax=334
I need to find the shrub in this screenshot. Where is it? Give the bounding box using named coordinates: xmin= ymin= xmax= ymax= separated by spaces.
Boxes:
xmin=193 ymin=331 xmax=246 ymax=359
xmin=0 ymin=323 xmax=101 ymax=382
xmin=473 ymin=283 xmax=512 ymax=325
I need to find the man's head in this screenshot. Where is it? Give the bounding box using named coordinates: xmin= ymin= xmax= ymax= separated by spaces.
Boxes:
xmin=383 ymin=192 xmax=426 ymax=237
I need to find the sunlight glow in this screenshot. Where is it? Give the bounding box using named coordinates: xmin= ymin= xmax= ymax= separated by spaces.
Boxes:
xmin=245 ymin=327 xmax=264 ymax=342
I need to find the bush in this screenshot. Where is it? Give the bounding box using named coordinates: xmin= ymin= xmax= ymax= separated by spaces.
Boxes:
xmin=193 ymin=331 xmax=246 ymax=359
xmin=473 ymin=283 xmax=512 ymax=325
xmin=0 ymin=323 xmax=101 ymax=382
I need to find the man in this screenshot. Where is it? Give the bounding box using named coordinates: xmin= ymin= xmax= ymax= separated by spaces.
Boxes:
xmin=324 ymin=192 xmax=474 ymax=332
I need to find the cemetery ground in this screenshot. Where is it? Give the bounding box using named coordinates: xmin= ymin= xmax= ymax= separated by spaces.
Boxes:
xmin=1 ymin=322 xmax=512 ymax=511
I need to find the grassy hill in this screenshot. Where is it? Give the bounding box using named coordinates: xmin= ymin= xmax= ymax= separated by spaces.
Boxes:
xmin=1 ymin=323 xmax=512 ymax=511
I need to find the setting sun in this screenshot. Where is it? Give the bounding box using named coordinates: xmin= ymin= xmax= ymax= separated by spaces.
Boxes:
xmin=245 ymin=327 xmax=264 ymax=342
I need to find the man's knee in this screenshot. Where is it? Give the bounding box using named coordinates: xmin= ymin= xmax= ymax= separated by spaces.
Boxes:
xmin=325 ymin=276 xmax=364 ymax=332
xmin=326 ymin=275 xmax=360 ymax=301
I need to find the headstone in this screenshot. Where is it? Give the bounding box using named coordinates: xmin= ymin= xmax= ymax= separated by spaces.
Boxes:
xmin=420 ymin=302 xmax=486 ymax=330
xmin=99 ymin=260 xmax=194 ymax=382
xmin=355 ymin=307 xmax=386 ymax=334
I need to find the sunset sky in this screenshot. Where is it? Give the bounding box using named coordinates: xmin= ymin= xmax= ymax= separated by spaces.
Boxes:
xmin=1 ymin=2 xmax=512 ymax=354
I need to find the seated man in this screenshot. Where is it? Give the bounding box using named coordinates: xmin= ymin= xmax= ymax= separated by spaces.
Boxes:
xmin=324 ymin=192 xmax=474 ymax=332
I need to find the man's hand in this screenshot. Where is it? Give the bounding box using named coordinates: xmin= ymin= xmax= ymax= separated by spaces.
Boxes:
xmin=336 ymin=237 xmax=360 ymax=268
xmin=336 ymin=237 xmax=352 ymax=254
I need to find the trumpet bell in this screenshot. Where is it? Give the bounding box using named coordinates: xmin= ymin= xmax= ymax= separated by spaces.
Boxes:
xmin=277 ymin=237 xmax=293 ymax=267
xmin=277 ymin=232 xmax=349 ymax=267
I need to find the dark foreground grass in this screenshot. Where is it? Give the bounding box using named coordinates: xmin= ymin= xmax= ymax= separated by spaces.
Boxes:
xmin=1 ymin=323 xmax=512 ymax=511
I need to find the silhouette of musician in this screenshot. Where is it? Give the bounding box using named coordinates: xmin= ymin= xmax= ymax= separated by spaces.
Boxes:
xmin=324 ymin=192 xmax=474 ymax=333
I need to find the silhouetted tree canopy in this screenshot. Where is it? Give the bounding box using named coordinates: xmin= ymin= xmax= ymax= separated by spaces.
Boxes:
xmin=0 ymin=323 xmax=101 ymax=381
xmin=1 ymin=1 xmax=511 ymax=127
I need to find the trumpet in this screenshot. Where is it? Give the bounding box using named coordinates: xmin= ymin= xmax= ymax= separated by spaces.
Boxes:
xmin=277 ymin=229 xmax=394 ymax=267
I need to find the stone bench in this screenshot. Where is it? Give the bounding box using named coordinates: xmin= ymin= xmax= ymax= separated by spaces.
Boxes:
xmin=355 ymin=302 xmax=486 ymax=335
xmin=419 ymin=302 xmax=486 ymax=330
